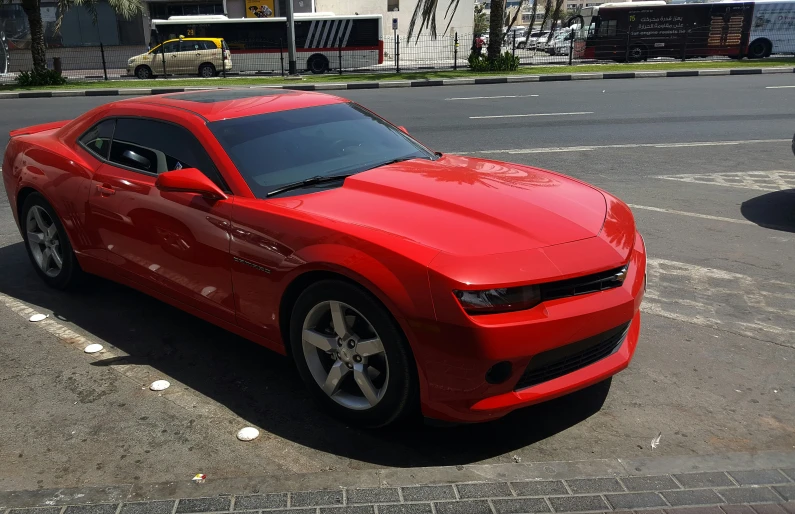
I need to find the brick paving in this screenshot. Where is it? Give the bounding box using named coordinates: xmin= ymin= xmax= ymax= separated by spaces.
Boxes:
xmin=1 ymin=468 xmax=794 ymax=514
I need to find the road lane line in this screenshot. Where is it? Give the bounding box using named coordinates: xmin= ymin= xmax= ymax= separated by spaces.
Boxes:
xmin=656 ymin=170 xmax=795 ymax=191
xmin=765 ymin=85 xmax=795 ymax=88
xmin=469 ymin=111 xmax=593 ymax=119
xmin=446 ymin=94 xmax=539 ymax=100
xmin=628 ymin=204 xmax=754 ymax=225
xmin=462 ymin=139 xmax=790 ymax=154
xmin=0 ymin=290 xmax=325 ymax=474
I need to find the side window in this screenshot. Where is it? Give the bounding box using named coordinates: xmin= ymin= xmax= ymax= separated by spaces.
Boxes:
xmin=79 ymin=119 xmax=115 ymax=159
xmin=108 ymin=118 xmax=227 ymax=189
xmin=162 ymin=41 xmax=179 ymax=53
xmin=201 ymin=41 xmax=217 ymax=50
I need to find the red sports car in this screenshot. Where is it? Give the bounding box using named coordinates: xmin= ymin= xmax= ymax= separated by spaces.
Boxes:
xmin=3 ymin=89 xmax=646 ymax=427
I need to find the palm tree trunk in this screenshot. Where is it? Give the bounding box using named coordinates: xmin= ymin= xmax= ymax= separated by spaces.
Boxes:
xmin=21 ymin=0 xmax=47 ymax=73
xmin=487 ymin=0 xmax=505 ymax=60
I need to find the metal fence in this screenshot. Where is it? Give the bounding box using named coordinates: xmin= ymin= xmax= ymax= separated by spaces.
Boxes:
xmin=1 ymin=28 xmax=793 ymax=85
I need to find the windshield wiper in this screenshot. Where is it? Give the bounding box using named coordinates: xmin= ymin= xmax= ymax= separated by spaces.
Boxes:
xmin=266 ymin=174 xmax=352 ymax=198
xmin=363 ymin=155 xmax=428 ymax=172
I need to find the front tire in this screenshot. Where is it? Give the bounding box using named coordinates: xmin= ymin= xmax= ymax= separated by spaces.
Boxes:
xmin=627 ymin=44 xmax=646 ymax=62
xmin=135 ymin=65 xmax=153 ymax=80
xmin=21 ymin=193 xmax=83 ymax=289
xmin=289 ymin=280 xmax=417 ymax=427
xmin=307 ymin=54 xmax=329 ymax=74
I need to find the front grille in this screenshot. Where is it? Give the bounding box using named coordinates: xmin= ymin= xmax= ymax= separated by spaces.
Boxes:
xmin=541 ymin=264 xmax=629 ymax=302
xmin=514 ymin=322 xmax=630 ymax=391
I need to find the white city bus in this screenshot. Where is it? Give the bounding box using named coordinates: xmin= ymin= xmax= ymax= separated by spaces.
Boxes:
xmin=152 ymin=13 xmax=383 ymax=74
xmin=742 ymin=0 xmax=795 ymax=57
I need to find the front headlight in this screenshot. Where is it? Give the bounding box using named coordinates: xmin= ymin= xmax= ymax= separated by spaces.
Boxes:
xmin=128 ymin=58 xmax=135 ymax=65
xmin=454 ymin=285 xmax=541 ymax=315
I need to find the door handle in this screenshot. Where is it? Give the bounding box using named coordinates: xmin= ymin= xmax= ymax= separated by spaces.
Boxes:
xmin=97 ymin=184 xmax=116 ymax=196
xmin=196 ymin=53 xmax=201 ymax=56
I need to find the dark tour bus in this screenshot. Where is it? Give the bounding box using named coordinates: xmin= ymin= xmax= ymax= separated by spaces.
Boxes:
xmin=580 ymin=1 xmax=754 ymax=61
xmin=152 ymin=14 xmax=383 ymax=74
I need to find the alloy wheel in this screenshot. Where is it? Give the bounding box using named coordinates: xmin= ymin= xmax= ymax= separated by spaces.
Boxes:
xmin=301 ymin=300 xmax=389 ymax=410
xmin=26 ymin=205 xmax=63 ymax=278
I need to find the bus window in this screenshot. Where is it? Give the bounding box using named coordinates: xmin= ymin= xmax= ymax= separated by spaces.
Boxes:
xmin=602 ymin=19 xmax=617 ymax=37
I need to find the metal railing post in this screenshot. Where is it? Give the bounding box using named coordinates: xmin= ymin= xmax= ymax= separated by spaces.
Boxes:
xmin=512 ymin=33 xmax=516 ymax=56
xmin=624 ymin=27 xmax=631 ymax=62
xmin=280 ymin=38 xmax=285 ymax=76
xmin=454 ymin=32 xmax=458 ymax=70
xmin=681 ymin=29 xmax=688 ymax=61
xmin=99 ymin=42 xmax=108 ymax=80
xmin=338 ymin=36 xmax=342 ymax=75
xmin=160 ymin=37 xmax=168 ymax=78
xmin=395 ymin=34 xmax=400 ymax=73
xmin=568 ymin=33 xmax=574 ymax=65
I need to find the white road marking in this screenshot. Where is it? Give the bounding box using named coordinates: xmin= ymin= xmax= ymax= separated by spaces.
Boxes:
xmin=628 ymin=204 xmax=754 ymax=225
xmin=464 ymin=139 xmax=790 ymax=154
xmin=469 ymin=111 xmax=593 ymax=119
xmin=641 ymin=258 xmax=795 ymax=347
xmin=0 ymin=290 xmax=324 ymax=473
xmin=765 ymin=85 xmax=795 ymax=88
xmin=446 ymin=94 xmax=539 ymax=100
xmin=656 ymin=170 xmax=795 ymax=191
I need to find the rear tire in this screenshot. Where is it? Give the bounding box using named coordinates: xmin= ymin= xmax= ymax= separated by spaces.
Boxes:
xmin=747 ymin=39 xmax=770 ymax=59
xmin=627 ymin=44 xmax=646 ymax=62
xmin=20 ymin=193 xmax=83 ymax=290
xmin=307 ymin=54 xmax=329 ymax=74
xmin=135 ymin=65 xmax=153 ymax=80
xmin=289 ymin=280 xmax=417 ymax=427
xmin=199 ymin=63 xmax=216 ymax=78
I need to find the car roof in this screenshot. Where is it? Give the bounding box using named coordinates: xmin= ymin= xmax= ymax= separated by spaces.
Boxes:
xmin=119 ymin=88 xmax=349 ymax=122
xmin=163 ymin=37 xmax=223 ymax=41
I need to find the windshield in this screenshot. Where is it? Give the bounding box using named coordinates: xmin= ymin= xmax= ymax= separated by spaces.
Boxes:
xmin=209 ymin=102 xmax=435 ymax=199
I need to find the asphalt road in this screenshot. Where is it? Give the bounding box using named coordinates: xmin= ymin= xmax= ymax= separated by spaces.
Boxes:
xmin=0 ymin=74 xmax=793 ymax=491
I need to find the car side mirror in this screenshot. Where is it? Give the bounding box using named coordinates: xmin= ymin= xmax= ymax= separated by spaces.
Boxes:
xmin=398 ymin=126 xmax=409 ymax=134
xmin=155 ymin=167 xmax=227 ymax=200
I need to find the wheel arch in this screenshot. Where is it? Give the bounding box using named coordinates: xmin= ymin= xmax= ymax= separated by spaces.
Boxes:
xmin=198 ymin=62 xmax=216 ymax=72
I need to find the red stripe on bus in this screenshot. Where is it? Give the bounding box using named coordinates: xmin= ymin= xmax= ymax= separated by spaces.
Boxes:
xmin=378 ymin=39 xmax=384 ymax=64
xmin=230 ymin=46 xmax=380 ymax=54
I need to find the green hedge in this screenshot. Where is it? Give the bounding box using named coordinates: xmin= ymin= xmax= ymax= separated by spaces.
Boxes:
xmin=468 ymin=51 xmax=520 ymax=72
xmin=16 ymin=69 xmax=68 ymax=87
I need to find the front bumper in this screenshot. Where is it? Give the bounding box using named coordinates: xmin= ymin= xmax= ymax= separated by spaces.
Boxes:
xmin=414 ymin=231 xmax=647 ymax=423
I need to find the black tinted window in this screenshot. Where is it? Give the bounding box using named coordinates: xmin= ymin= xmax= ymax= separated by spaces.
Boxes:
xmin=209 ymin=103 xmax=434 ymax=199
xmin=161 ymin=41 xmax=179 ymax=52
xmin=108 ymin=118 xmax=226 ymax=188
xmin=80 ymin=119 xmax=115 ymax=159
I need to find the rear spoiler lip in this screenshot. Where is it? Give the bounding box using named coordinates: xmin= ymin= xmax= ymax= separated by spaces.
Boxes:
xmin=9 ymin=120 xmax=71 ymax=138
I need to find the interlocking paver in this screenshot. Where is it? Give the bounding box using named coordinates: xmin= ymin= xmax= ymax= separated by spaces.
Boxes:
xmin=491 ymin=498 xmax=550 ymax=513
xmin=176 ymin=498 xmax=232 ymax=513
xmin=346 ymin=488 xmax=400 ymax=504
xmin=662 ymin=490 xmax=724 ymax=507
xmin=511 ymin=481 xmax=569 ymax=497
xmin=64 ymin=506 xmax=120 ymax=514
xmin=377 ymin=505 xmax=433 ymax=514
xmin=434 ymin=500 xmax=492 ymax=514
xmin=566 ymin=478 xmax=624 ymax=494
xmin=120 ymin=501 xmax=176 ymax=514
xmin=721 ymin=506 xmax=755 ymax=514
xmin=750 ymin=505 xmax=787 ymax=514
xmin=401 ymin=486 xmax=457 ymax=502
xmin=605 ymin=492 xmax=667 ymax=510
xmin=548 ymin=495 xmax=609 ymax=513
xmin=728 ymin=471 xmax=790 ymax=486
xmin=318 ymin=507 xmax=374 ymax=514
xmin=717 ymin=489 xmax=782 ymax=505
xmin=621 ymin=476 xmax=681 ymax=492
xmin=673 ymin=474 xmax=735 ymax=489
xmin=234 ymin=494 xmax=288 ymax=510
xmin=774 ymin=486 xmax=795 ymax=502
xmin=456 ymin=483 xmax=513 ymax=499
xmin=291 ymin=491 xmax=344 ymax=507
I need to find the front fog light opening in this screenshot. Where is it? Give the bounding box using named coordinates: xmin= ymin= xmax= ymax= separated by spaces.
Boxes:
xmin=485 ymin=361 xmax=513 ymax=384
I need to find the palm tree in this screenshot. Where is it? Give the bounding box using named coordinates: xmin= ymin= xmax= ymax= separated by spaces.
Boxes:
xmin=408 ymin=0 xmax=507 ymax=60
xmin=8 ymin=0 xmax=141 ymax=72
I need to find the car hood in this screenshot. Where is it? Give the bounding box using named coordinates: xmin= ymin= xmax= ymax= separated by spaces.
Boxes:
xmin=281 ymin=155 xmax=607 ymax=257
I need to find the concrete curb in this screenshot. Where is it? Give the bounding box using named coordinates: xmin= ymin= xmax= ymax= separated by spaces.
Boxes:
xmin=1 ymin=66 xmax=793 ymax=99
xmin=1 ymin=450 xmax=794 ymax=508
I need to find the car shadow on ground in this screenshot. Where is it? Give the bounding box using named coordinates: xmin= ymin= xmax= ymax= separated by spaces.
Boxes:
xmin=0 ymin=241 xmax=611 ymax=468
xmin=740 ymin=190 xmax=795 ymax=233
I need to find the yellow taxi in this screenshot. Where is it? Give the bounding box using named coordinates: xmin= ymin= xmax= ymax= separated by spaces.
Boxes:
xmin=128 ymin=37 xmax=232 ymax=79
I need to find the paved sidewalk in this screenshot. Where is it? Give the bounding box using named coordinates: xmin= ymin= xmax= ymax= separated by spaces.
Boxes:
xmin=2 ymin=452 xmax=795 ymax=513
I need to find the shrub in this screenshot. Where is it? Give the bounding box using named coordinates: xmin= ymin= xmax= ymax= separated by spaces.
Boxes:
xmin=16 ymin=69 xmax=67 ymax=87
xmin=468 ymin=51 xmax=520 ymax=72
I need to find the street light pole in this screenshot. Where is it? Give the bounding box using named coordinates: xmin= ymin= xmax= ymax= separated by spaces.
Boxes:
xmin=285 ymin=0 xmax=298 ymax=75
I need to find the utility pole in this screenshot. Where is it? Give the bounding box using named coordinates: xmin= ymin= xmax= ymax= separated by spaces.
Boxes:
xmin=286 ymin=0 xmax=297 ymax=75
